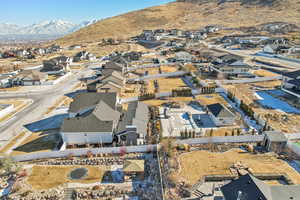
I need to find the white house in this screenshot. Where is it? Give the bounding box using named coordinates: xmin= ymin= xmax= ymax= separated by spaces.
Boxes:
xmin=61 ymin=102 xmax=120 ymax=145
xmin=207 ymin=103 xmax=236 ymax=126
xmin=61 ymin=92 xmax=121 ymax=146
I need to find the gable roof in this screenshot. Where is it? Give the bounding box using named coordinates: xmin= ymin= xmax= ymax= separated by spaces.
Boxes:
xmin=221 ymin=174 xmax=300 ymax=200
xmin=61 ymin=115 xmax=114 ymax=133
xmin=221 ymin=174 xmax=270 ymax=200
xmin=287 ymin=79 xmax=300 ymax=87
xmin=97 ymin=81 xmax=123 ymax=90
xmin=104 ymin=61 xmax=123 ymax=71
xmin=69 ymin=92 xmax=117 ymax=113
xmin=228 ymin=60 xmax=251 ymax=68
xmin=93 ymin=100 xmax=120 ymax=121
xmin=207 ymin=103 xmax=235 ymax=118
xmin=283 ymin=70 xmax=300 ymax=79
xmin=16 ymin=70 xmax=47 ymax=81
xmin=123 ymin=160 xmax=144 ymax=172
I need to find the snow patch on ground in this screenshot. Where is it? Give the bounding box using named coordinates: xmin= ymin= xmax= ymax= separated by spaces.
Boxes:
xmin=255 ymin=91 xmax=300 ymax=114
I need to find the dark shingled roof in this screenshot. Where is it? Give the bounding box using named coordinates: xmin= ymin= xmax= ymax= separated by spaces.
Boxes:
xmin=221 ymin=174 xmax=300 ymax=200
xmin=287 ymin=79 xmax=300 ymax=87
xmin=61 ymin=115 xmax=114 ymax=133
xmin=283 ymin=70 xmax=300 ymax=79
xmin=62 ymin=100 xmax=120 ymax=133
xmin=207 ymin=103 xmax=235 ymax=118
xmin=69 ymin=92 xmax=117 ymax=113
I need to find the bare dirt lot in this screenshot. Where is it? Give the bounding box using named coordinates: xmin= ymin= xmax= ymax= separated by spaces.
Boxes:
xmin=172 ymin=149 xmax=300 ymax=185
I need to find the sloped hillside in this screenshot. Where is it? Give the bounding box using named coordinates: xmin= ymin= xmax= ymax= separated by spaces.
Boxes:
xmin=56 ymin=0 xmax=300 ymax=45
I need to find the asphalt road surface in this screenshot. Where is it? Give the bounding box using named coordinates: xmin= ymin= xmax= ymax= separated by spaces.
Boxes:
xmin=0 ymin=67 xmax=94 ymax=146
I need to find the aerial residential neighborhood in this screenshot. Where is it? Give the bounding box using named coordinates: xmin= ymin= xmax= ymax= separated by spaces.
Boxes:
xmin=0 ymin=0 xmax=300 ymax=199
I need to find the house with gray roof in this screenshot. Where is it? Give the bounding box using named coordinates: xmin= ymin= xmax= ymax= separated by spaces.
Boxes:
xmin=68 ymin=92 xmax=119 ymax=117
xmin=61 ymin=92 xmax=121 ymax=146
xmin=10 ymin=70 xmax=48 ymax=86
xmin=211 ymin=56 xmax=252 ymax=78
xmin=116 ymin=101 xmax=149 ymax=145
xmin=207 ymin=103 xmax=236 ymax=126
xmin=42 ymin=56 xmax=72 ymax=75
xmin=221 ymin=174 xmax=300 ymax=200
xmin=87 ymin=70 xmax=124 ymax=93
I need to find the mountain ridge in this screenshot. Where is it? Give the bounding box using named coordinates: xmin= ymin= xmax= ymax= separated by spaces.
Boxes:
xmin=55 ymin=0 xmax=300 ymax=45
xmin=0 ymin=19 xmax=98 ymax=36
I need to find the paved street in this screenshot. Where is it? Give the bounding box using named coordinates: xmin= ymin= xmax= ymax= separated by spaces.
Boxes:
xmin=0 ymin=67 xmax=94 ymax=146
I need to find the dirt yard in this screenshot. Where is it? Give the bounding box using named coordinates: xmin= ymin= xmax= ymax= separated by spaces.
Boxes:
xmin=253 ymin=69 xmax=279 ymax=77
xmin=157 ymin=78 xmax=187 ymax=93
xmin=195 ymin=94 xmax=228 ymax=106
xmin=172 ymin=149 xmax=300 ymax=185
xmin=27 ymin=165 xmax=107 ymax=190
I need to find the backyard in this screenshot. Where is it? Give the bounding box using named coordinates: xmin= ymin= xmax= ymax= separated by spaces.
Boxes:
xmin=171 ymin=149 xmax=300 ymax=185
xmin=27 ymin=165 xmax=107 ymax=190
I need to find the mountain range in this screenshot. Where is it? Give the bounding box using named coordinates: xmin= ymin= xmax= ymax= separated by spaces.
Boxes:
xmin=56 ymin=0 xmax=300 ymax=45
xmin=0 ymin=19 xmax=98 ymax=36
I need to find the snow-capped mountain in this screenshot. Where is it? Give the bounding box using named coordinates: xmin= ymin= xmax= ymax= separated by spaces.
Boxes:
xmin=0 ymin=23 xmax=21 ymax=34
xmin=70 ymin=19 xmax=98 ymax=32
xmin=0 ymin=19 xmax=98 ymax=35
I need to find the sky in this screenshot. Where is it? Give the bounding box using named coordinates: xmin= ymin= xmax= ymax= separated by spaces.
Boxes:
xmin=0 ymin=0 xmax=174 ymax=26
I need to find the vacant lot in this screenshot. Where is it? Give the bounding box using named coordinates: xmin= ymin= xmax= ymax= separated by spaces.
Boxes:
xmin=253 ymin=69 xmax=279 ymax=77
xmin=28 ymin=165 xmax=107 ymax=190
xmin=158 ymin=78 xmax=186 ymax=93
xmin=195 ymin=94 xmax=228 ymax=106
xmin=172 ymin=149 xmax=300 ymax=185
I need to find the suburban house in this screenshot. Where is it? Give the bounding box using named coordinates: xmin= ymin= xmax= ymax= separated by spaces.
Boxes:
xmin=207 ymin=103 xmax=236 ymax=126
xmin=87 ymin=70 xmax=124 ymax=93
xmin=0 ymin=75 xmax=11 ymax=88
xmin=211 ymin=55 xmax=252 ymax=78
xmin=15 ymin=49 xmax=28 ymax=58
xmin=73 ymin=51 xmax=96 ymax=62
xmin=281 ymin=69 xmax=300 ymax=98
xmin=103 ymin=61 xmax=126 ymax=74
xmin=221 ymin=174 xmax=300 ymax=200
xmin=61 ymin=92 xmax=121 ymax=146
xmin=175 ymin=51 xmax=194 ymax=63
xmin=42 ymin=56 xmax=72 ymax=74
xmin=10 ymin=70 xmax=48 ymax=86
xmin=117 ymin=101 xmax=149 ymax=145
xmin=263 ymin=44 xmax=290 ymax=54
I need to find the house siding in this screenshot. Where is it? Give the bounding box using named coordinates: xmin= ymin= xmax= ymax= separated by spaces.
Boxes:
xmin=61 ymin=132 xmax=113 ymax=145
